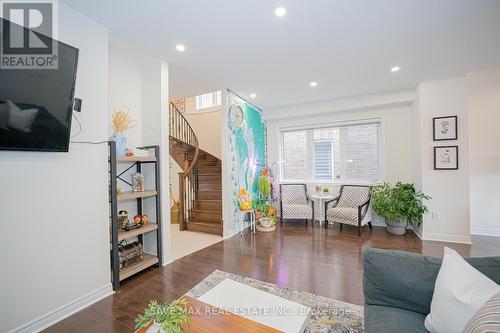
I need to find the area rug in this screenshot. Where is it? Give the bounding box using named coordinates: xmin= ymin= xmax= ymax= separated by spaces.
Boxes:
xmin=186 ymin=270 xmax=364 ymax=333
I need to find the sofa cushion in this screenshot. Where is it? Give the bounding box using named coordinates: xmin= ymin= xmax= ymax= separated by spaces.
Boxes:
xmin=365 ymin=305 xmax=429 ymax=333
xmin=363 ymin=248 xmax=500 ymax=315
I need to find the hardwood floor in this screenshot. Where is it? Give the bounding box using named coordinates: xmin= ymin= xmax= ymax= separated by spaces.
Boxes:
xmin=43 ymin=222 xmax=500 ymax=332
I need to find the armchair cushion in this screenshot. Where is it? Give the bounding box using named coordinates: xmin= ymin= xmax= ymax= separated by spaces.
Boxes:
xmin=282 ymin=204 xmax=313 ymax=219
xmin=327 ymin=207 xmax=357 ymax=224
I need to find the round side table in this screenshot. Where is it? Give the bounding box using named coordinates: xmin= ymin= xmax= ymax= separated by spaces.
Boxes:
xmin=311 ymin=194 xmax=334 ymax=225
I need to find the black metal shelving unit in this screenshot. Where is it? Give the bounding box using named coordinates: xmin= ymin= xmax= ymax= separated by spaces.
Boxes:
xmin=108 ymin=141 xmax=163 ymax=291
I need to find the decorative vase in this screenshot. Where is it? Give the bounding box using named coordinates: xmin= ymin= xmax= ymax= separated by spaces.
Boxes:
xmin=259 ymin=217 xmax=273 ymax=228
xmin=146 ymin=322 xmax=165 ymax=333
xmin=110 ymin=131 xmax=127 ymax=156
xmin=386 ymin=219 xmax=408 ymax=235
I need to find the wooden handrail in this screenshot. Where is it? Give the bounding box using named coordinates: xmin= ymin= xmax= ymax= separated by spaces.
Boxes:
xmin=169 ymin=102 xmax=200 ymax=230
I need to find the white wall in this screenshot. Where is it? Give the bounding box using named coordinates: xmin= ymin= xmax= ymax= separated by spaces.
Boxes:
xmin=108 ymin=52 xmax=142 ymax=149
xmin=416 ymin=76 xmax=472 ymax=244
xmin=266 ymin=92 xmax=414 ymax=225
xmin=184 ymin=111 xmax=222 ymax=158
xmin=0 ymin=3 xmax=111 ymax=332
xmin=467 ymin=68 xmax=500 ymax=236
xmin=141 ymin=61 xmax=172 ymax=263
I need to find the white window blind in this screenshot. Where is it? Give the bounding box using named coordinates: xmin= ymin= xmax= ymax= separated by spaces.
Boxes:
xmin=281 ymin=123 xmax=380 ymax=183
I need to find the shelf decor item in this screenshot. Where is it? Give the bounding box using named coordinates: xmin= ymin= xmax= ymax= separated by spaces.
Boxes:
xmin=434 ymin=146 xmax=459 ymax=170
xmin=322 ymin=187 xmax=329 ymax=196
xmin=237 ymin=188 xmax=252 ymax=211
xmin=110 ymin=109 xmax=136 ymax=156
xmin=371 ymin=182 xmax=430 ymax=235
xmin=433 ymin=116 xmax=457 ymax=141
xmin=135 ymin=299 xmax=190 ymax=333
xmin=132 ymin=172 xmax=145 ymax=192
xmin=118 ymin=241 xmax=143 ymax=270
xmin=117 ymin=210 xmax=130 ymax=229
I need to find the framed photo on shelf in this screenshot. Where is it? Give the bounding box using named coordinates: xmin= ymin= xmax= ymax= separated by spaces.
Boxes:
xmin=433 ymin=116 xmax=457 ymax=141
xmin=434 ymin=146 xmax=458 ymax=170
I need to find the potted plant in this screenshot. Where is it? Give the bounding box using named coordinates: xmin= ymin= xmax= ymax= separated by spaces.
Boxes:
xmin=254 ymin=169 xmax=275 ymax=228
xmin=322 ymin=187 xmax=329 ymax=196
xmin=371 ymin=182 xmax=430 ymax=235
xmin=135 ymin=299 xmax=190 ymax=333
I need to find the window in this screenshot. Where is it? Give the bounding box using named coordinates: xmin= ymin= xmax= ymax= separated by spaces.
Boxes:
xmin=195 ymin=91 xmax=221 ymax=110
xmin=282 ymin=130 xmax=307 ymax=180
xmin=281 ymin=123 xmax=380 ymax=183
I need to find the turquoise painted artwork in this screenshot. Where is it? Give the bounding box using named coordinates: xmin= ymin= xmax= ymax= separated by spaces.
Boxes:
xmin=228 ymin=92 xmax=266 ymax=226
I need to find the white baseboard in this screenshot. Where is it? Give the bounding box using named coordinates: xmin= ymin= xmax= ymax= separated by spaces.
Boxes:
xmin=162 ymin=253 xmax=173 ymax=266
xmin=9 ymin=283 xmax=114 ymax=333
xmin=422 ymin=232 xmax=472 ymax=244
xmin=471 ymin=228 xmax=500 ymax=237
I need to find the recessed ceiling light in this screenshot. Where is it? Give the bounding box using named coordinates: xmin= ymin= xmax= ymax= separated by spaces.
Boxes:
xmin=310 ymin=81 xmax=318 ymax=87
xmin=275 ymin=7 xmax=286 ymax=17
xmin=176 ymin=44 xmax=186 ymax=52
xmin=250 ymin=93 xmax=257 ymax=98
xmin=391 ymin=66 xmax=400 ymax=72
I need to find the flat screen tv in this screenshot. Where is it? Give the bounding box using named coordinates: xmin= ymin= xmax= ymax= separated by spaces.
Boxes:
xmin=0 ymin=18 xmax=79 ymax=152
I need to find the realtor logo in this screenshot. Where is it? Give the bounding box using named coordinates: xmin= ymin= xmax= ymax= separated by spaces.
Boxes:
xmin=1 ymin=0 xmax=58 ymax=69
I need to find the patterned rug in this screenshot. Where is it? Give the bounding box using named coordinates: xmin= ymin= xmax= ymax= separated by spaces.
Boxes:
xmin=186 ymin=270 xmax=364 ymax=333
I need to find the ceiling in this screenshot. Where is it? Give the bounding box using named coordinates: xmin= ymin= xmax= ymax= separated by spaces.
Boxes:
xmin=63 ymin=0 xmax=500 ymax=109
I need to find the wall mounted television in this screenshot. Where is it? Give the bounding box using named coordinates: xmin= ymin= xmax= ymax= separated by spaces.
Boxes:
xmin=0 ymin=18 xmax=79 ymax=152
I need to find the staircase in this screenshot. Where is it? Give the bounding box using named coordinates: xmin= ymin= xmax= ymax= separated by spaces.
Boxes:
xmin=169 ymin=103 xmax=223 ymax=236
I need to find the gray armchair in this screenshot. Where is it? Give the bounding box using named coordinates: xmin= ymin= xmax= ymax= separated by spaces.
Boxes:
xmin=324 ymin=185 xmax=372 ymax=236
xmin=279 ymin=184 xmax=314 ymax=226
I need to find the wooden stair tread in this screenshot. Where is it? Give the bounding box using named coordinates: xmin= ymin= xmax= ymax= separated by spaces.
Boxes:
xmin=190 ymin=209 xmax=222 ymax=215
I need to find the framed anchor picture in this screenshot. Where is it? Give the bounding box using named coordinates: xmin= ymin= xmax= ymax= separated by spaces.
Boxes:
xmin=433 ymin=116 xmax=458 ymax=141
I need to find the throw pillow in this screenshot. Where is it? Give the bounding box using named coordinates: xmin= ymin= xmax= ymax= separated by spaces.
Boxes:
xmin=463 ymin=291 xmax=500 ymax=333
xmin=7 ymin=100 xmax=39 ymax=133
xmin=0 ymin=102 xmax=9 ymax=128
xmin=424 ymin=247 xmax=500 ymax=333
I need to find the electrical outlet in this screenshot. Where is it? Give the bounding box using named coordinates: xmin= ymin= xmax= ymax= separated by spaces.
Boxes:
xmin=432 ymin=211 xmax=439 ymax=220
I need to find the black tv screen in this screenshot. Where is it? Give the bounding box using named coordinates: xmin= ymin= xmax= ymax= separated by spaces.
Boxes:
xmin=0 ymin=19 xmax=79 ymax=152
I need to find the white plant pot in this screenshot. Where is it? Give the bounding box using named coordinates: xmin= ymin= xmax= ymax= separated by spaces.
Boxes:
xmin=146 ymin=322 xmax=166 ymax=333
xmin=386 ymin=219 xmax=408 ymax=235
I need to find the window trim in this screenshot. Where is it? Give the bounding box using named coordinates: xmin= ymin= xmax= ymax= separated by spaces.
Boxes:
xmin=279 ymin=119 xmax=384 ymax=185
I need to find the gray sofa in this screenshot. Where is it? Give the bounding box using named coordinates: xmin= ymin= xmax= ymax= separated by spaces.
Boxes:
xmin=362 ymin=248 xmax=500 ymax=333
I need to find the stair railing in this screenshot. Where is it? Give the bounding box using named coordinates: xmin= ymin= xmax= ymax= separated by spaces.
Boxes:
xmin=169 ymin=102 xmax=200 ymax=230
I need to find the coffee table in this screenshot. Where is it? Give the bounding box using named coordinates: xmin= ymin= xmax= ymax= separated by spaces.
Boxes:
xmin=136 ymin=296 xmax=280 ymax=333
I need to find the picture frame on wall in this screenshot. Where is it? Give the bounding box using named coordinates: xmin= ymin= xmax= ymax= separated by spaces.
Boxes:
xmin=433 ymin=116 xmax=457 ymax=141
xmin=434 ymin=146 xmax=459 ymax=170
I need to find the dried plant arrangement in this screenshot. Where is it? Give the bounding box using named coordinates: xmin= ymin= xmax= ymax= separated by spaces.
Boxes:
xmin=112 ymin=108 xmax=136 ymax=133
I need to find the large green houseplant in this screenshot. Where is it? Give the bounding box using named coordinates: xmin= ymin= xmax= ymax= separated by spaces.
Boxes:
xmin=371 ymin=182 xmax=430 ymax=235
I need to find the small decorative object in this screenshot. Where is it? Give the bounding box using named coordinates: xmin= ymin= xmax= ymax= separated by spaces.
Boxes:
xmin=132 ymin=172 xmax=145 ymax=192
xmin=322 ymin=187 xmax=329 ymax=196
xmin=117 ymin=186 xmax=123 ymax=194
xmin=315 ymin=185 xmax=321 ymax=194
xmin=237 ymin=188 xmax=252 ymax=211
xmin=433 ymin=116 xmax=457 ymax=141
xmin=372 ymin=182 xmax=430 ymax=235
xmin=268 ymin=206 xmax=277 ymax=222
xmin=126 ymin=149 xmax=134 ymax=157
xmin=135 ymin=299 xmax=190 ymax=333
xmin=141 ymin=214 xmax=148 ymax=224
xmin=170 ymin=198 xmax=180 ymax=225
xmin=134 ymin=214 xmax=142 ymax=224
xmin=434 ymin=146 xmax=458 ymax=170
xmin=118 ymin=241 xmax=143 ymax=269
xmin=117 ymin=210 xmax=130 ymax=229
xmin=110 ymin=109 xmax=136 ymax=156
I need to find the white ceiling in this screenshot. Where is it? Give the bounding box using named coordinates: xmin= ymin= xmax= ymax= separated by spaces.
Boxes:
xmin=63 ymin=0 xmax=500 ymax=109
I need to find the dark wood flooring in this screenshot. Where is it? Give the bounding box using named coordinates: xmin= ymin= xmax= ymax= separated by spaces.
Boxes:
xmin=43 ymin=222 xmax=500 ymax=333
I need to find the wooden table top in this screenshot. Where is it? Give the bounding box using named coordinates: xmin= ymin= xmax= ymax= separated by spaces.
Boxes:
xmin=136 ymin=296 xmax=281 ymax=333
